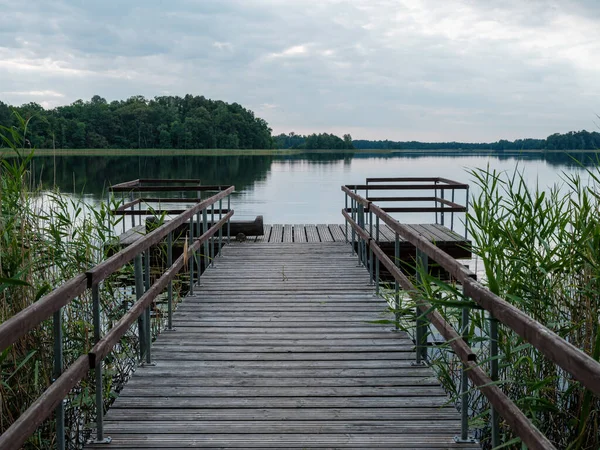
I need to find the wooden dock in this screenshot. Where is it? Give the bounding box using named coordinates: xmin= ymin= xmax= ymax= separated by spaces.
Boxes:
xmin=119 ymin=223 xmax=466 ymax=250
xmin=89 ymin=242 xmax=478 ymax=449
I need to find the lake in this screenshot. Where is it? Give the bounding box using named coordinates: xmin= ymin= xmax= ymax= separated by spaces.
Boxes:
xmin=29 ymin=150 xmax=598 ymax=228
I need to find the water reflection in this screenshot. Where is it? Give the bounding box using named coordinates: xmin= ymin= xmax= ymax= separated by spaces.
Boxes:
xmin=28 ymin=150 xmax=596 ymax=223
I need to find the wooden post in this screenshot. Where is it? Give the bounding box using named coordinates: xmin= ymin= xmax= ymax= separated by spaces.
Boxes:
xmin=415 ymin=249 xmax=428 ymax=364
xmin=91 ymin=284 xmax=111 ymax=444
xmin=167 ymin=232 xmax=173 ymax=331
xmin=53 ymin=309 xmax=65 ymax=450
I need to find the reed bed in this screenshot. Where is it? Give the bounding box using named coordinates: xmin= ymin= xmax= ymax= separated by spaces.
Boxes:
xmin=0 ymin=118 xmax=183 ymax=448
xmin=398 ymin=166 xmax=600 ymax=449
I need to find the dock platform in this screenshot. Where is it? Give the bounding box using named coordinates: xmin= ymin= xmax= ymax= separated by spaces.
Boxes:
xmin=116 ymin=222 xmax=470 ymax=259
xmin=89 ymin=242 xmax=477 ymax=449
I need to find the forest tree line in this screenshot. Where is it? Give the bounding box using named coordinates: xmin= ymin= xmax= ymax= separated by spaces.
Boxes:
xmin=1 ymin=95 xmax=599 ymax=150
xmin=0 ymin=95 xmax=273 ymax=149
xmin=352 ymin=131 xmax=600 ymax=151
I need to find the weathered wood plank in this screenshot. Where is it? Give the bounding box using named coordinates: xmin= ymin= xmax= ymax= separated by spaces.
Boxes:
xmin=103 ymin=420 xmax=461 ymax=433
xmin=283 ymin=224 xmax=293 ymax=243
xmin=103 ymin=407 xmax=462 ymax=421
xmin=304 ymin=224 xmax=320 ymax=242
xmin=424 ymin=223 xmax=461 ymax=242
xmin=125 ymin=376 xmax=440 ymax=387
xmin=119 ymin=386 xmax=447 ymax=397
xmin=316 ymin=224 xmax=334 ymax=242
xmin=148 ymin=351 xmax=418 ymax=361
xmin=254 ymin=224 xmax=271 ymax=242
xmin=88 ymin=433 xmax=479 ymax=448
xmin=377 ymin=223 xmax=398 ymax=241
xmin=128 ymin=367 xmax=435 ymax=379
xmin=117 ymin=224 xmax=146 ymax=246
xmin=269 ymin=224 xmax=283 ymax=243
xmin=292 ymin=224 xmax=307 ymax=242
xmin=110 ymin=396 xmax=451 ymax=408
xmin=328 ymin=223 xmax=347 ymax=241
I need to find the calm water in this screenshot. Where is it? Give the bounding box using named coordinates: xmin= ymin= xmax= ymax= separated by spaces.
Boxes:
xmin=30 ymin=151 xmax=597 ymax=227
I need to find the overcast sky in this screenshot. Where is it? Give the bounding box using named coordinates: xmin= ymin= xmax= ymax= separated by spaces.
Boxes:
xmin=1 ymin=0 xmax=599 ymax=142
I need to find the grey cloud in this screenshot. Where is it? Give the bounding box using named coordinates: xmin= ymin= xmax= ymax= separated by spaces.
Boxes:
xmin=0 ymin=0 xmax=599 ymax=141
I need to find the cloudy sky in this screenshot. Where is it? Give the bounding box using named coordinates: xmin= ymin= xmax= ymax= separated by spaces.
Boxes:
xmin=1 ymin=0 xmax=600 ymax=141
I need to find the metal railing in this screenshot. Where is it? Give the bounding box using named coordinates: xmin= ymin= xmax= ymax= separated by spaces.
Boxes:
xmin=0 ymin=184 xmax=235 ymax=450
xmin=109 ymin=179 xmax=231 ymax=233
xmin=342 ymin=183 xmax=600 ymax=450
xmin=364 ymin=177 xmax=468 ymax=233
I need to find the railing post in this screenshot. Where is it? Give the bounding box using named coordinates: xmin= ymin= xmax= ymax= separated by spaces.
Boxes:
xmin=121 ymin=193 xmax=126 ymax=235
xmin=464 ymin=186 xmax=470 ymax=239
xmin=434 ymin=181 xmax=438 ymax=225
xmin=91 ymin=284 xmax=111 ymax=444
xmin=227 ymin=195 xmax=231 ymax=244
xmin=451 ymin=189 xmax=455 ymax=231
xmin=414 ymin=249 xmax=428 ymax=365
xmin=143 ymin=249 xmax=152 ymax=365
xmin=357 ymin=203 xmax=364 ymax=267
xmin=130 ymin=191 xmax=135 ymax=228
xmin=344 ymin=192 xmax=348 ymax=243
xmin=375 ymin=216 xmax=380 ymax=297
xmin=454 ymin=306 xmax=476 ymax=444
xmin=195 ymin=211 xmax=201 ymax=278
xmin=134 ymin=254 xmax=146 ymax=362
xmin=368 ymin=240 xmax=374 ymax=284
xmin=362 ymin=207 xmax=367 ymax=267
xmin=53 ymin=309 xmax=65 ymax=450
xmin=440 ymin=188 xmax=445 ymax=227
xmin=361 ymin=205 xmax=367 ymax=267
xmin=218 ymin=194 xmax=223 ymax=258
xmin=351 ymin=197 xmax=356 ymax=256
xmin=394 ymin=232 xmax=400 ymax=330
xmin=368 ymin=210 xmax=374 ymax=285
xmin=203 ymin=208 xmax=209 ymax=269
xmin=167 ymin=231 xmax=174 ymax=331
xmin=188 ymin=215 xmax=194 ymax=295
xmin=210 ymin=201 xmax=215 ymax=267
xmin=490 ymin=314 xmax=500 ymax=447
xmin=352 ymin=186 xmax=357 ymax=255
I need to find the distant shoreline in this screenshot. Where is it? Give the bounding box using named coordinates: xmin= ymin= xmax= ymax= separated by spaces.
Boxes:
xmin=2 ymin=148 xmax=599 ymax=158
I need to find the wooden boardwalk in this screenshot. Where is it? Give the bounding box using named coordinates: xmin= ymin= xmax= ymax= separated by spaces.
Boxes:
xmin=90 ymin=242 xmax=478 ymax=449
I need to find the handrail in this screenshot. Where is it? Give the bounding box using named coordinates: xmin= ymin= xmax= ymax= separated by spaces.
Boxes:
xmin=344 ymin=185 xmax=600 ymax=397
xmin=109 ymin=178 xmax=202 ymax=190
xmin=88 ymin=187 xmax=233 ymax=286
xmin=89 ymin=210 xmax=233 ymax=365
xmin=342 ymin=210 xmax=477 ymax=364
xmin=348 ymin=183 xmax=468 ymax=190
xmin=350 ymin=178 xmax=469 ymax=235
xmin=0 ymin=186 xmax=234 ymax=350
xmin=342 ymin=209 xmax=554 ymax=450
xmin=110 ymin=184 xmax=227 ymax=192
xmin=342 ymin=184 xmax=600 ymax=448
xmin=0 ymin=186 xmax=234 ymax=450
xmin=365 ymin=177 xmax=467 ymax=186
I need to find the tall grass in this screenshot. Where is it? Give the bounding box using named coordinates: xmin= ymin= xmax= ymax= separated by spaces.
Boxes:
xmin=0 ymin=116 xmax=182 ymax=448
xmin=407 ymin=165 xmax=600 ymax=448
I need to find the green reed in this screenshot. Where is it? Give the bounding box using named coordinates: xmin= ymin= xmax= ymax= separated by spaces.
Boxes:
xmin=0 ymin=116 xmax=184 ymax=448
xmin=403 ymin=165 xmax=600 ymax=449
